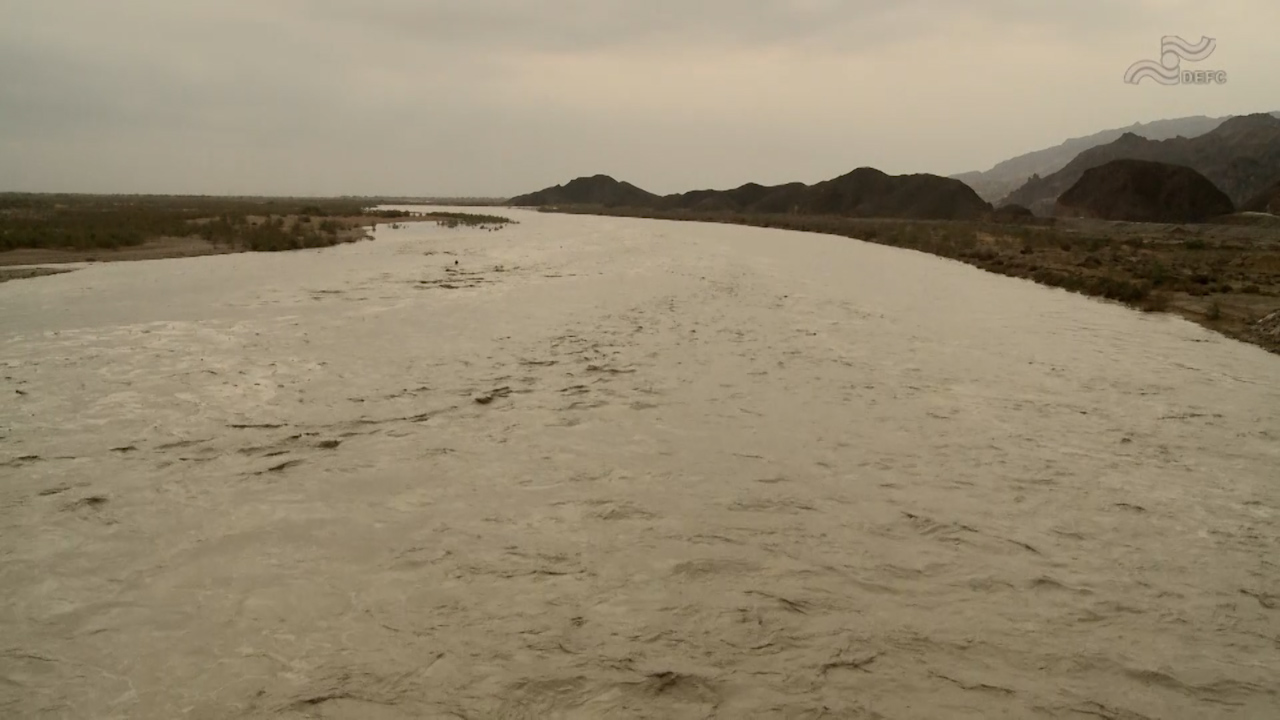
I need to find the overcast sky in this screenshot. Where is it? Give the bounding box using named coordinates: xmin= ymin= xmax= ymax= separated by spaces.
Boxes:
xmin=1 ymin=0 xmax=1277 ymax=197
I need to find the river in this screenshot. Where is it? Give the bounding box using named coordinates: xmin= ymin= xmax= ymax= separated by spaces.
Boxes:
xmin=2 ymin=209 xmax=1278 ymax=718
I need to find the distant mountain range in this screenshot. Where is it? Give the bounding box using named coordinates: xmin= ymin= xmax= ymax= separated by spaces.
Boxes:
xmin=1001 ymin=113 xmax=1280 ymax=215
xmin=509 ymin=168 xmax=993 ymax=221
xmin=509 ymin=112 xmax=1280 ymax=224
xmin=953 ymin=112 xmax=1280 ymax=203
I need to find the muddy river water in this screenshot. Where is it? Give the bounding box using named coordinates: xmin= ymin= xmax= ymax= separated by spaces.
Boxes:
xmin=2 ymin=209 xmax=1278 ymax=718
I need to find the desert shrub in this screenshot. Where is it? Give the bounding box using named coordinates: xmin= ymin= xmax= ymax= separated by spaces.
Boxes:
xmin=1140 ymin=291 xmax=1171 ymax=312
xmin=1144 ymin=261 xmax=1171 ymax=287
xmin=423 ymin=211 xmax=513 ymax=227
xmin=1090 ymin=276 xmax=1149 ymax=303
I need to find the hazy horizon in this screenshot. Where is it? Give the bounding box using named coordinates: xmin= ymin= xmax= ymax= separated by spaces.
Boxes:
xmin=3 ymin=1 xmax=1277 ymax=197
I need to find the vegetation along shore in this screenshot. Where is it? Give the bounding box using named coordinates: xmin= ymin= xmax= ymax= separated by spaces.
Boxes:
xmin=0 ymin=194 xmax=513 ymax=278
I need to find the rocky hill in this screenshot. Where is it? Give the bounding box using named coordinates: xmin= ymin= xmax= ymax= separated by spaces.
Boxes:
xmin=1002 ymin=113 xmax=1280 ymax=215
xmin=1055 ymin=159 xmax=1234 ymax=223
xmin=508 ymin=175 xmax=658 ymax=208
xmin=952 ymin=114 xmax=1245 ymax=202
xmin=658 ymin=182 xmax=809 ymax=213
xmin=1242 ymin=179 xmax=1280 ymax=214
xmin=797 ymin=168 xmax=991 ymax=220
xmin=510 ymin=169 xmax=992 ymax=221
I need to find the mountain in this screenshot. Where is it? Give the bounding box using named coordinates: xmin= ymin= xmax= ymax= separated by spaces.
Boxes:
xmin=657 ymin=182 xmax=807 ymax=213
xmin=508 ymin=174 xmax=659 ymax=208
xmin=796 ymin=168 xmax=992 ymax=219
xmin=1001 ymin=113 xmax=1280 ymax=215
xmin=510 ymin=168 xmax=992 ymax=221
xmin=1055 ymin=159 xmax=1234 ymax=223
xmin=1242 ymin=179 xmax=1280 ymax=214
xmin=953 ymin=113 xmax=1279 ymax=203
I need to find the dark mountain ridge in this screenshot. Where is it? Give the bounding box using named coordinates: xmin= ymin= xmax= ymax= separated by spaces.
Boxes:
xmin=510 ymin=168 xmax=993 ymax=221
xmin=1002 ymin=113 xmax=1280 ymax=215
xmin=952 ymin=112 xmax=1280 ymax=202
xmin=1055 ymin=159 xmax=1235 ymax=223
xmin=507 ymin=174 xmax=658 ymax=208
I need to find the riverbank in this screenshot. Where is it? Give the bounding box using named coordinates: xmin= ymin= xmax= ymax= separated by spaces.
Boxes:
xmin=0 ymin=199 xmax=513 ymax=277
xmin=0 ymin=266 xmax=77 ymax=283
xmin=531 ymin=206 xmax=1280 ymax=355
xmin=0 ymin=215 xmax=400 ymax=269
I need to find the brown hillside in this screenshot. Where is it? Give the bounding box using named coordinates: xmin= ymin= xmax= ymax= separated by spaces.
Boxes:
xmin=795 ymin=168 xmax=992 ymax=220
xmin=952 ymin=113 xmax=1242 ymax=202
xmin=1055 ymin=159 xmax=1234 ymax=223
xmin=1003 ymin=113 xmax=1280 ymax=215
xmin=508 ymin=175 xmax=658 ymax=208
xmin=1242 ymin=179 xmax=1280 ymax=214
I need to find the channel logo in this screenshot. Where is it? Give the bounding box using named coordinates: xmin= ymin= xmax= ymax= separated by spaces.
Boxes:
xmin=1124 ymin=36 xmax=1226 ymax=86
